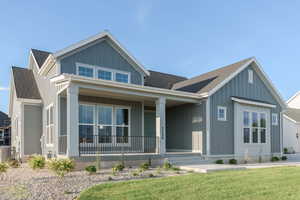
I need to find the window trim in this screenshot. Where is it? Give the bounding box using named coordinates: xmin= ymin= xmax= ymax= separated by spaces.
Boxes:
xmin=46 ymin=104 xmax=54 ymax=147
xmin=217 ymin=106 xmax=227 ymax=121
xmin=76 ymin=62 xmax=131 ymax=83
xmin=248 ymin=69 xmax=253 ymax=84
xmin=272 ymin=113 xmax=278 ymax=126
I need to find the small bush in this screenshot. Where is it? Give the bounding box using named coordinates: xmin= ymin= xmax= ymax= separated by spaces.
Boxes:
xmin=131 ymin=171 xmax=139 ymax=177
xmin=229 ymin=159 xmax=237 ymax=165
xmin=271 ymin=156 xmax=280 ymax=162
xmin=108 ymin=176 xmax=113 ymax=181
xmin=139 ymin=162 xmax=150 ymax=171
xmin=28 ymin=155 xmax=45 ymax=170
xmin=171 ymin=167 xmax=180 ymax=171
xmin=85 ymin=165 xmax=97 ymax=175
xmin=215 ymin=160 xmax=224 ymax=164
xmin=0 ymin=163 xmax=8 ymax=173
xmin=283 ymin=148 xmax=288 ymax=154
xmin=148 ymin=173 xmax=154 ymax=177
xmin=281 ymin=156 xmax=288 ymax=161
xmin=47 ymin=158 xmax=75 ymax=178
xmin=162 ymin=160 xmax=172 ymax=169
xmin=112 ymin=163 xmax=125 ymax=175
xmin=8 ymin=159 xmax=20 ymax=168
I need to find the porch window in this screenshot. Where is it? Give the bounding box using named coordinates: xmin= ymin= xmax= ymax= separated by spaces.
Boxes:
xmin=98 ymin=70 xmax=112 ymax=81
xmin=115 ymin=72 xmax=129 ymax=83
xmin=46 ymin=105 xmax=54 ymax=145
xmin=116 ymin=108 xmax=129 ymax=143
xmin=78 ymin=66 xmax=94 ymax=78
xmin=79 ymin=104 xmax=94 ymax=143
xmin=98 ymin=106 xmax=113 ymax=143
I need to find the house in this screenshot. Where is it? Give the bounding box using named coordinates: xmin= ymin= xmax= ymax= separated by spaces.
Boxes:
xmin=9 ymin=31 xmax=286 ymax=166
xmin=0 ymin=111 xmax=11 ymax=146
xmin=283 ymin=92 xmax=300 ymax=153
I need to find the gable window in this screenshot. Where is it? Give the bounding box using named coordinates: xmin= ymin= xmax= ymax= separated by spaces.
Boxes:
xmin=115 ymin=72 xmax=129 ymax=83
xmin=98 ymin=70 xmax=112 ymax=80
xmin=46 ymin=104 xmax=54 ymax=146
xmin=248 ymin=69 xmax=253 ymax=84
xmin=78 ymin=66 xmax=94 ymax=78
xmin=272 ymin=113 xmax=278 ymax=126
xmin=217 ymin=106 xmax=227 ymax=121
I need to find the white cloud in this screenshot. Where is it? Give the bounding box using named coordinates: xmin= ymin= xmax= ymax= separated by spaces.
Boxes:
xmin=136 ymin=1 xmax=153 ymax=26
xmin=0 ymin=87 xmax=9 ymax=91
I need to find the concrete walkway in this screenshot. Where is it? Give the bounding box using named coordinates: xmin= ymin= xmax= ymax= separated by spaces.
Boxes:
xmin=179 ymin=161 xmax=300 ymax=173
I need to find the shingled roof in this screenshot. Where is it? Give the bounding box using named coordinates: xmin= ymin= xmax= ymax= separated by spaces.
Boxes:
xmin=12 ymin=67 xmax=41 ymax=99
xmin=31 ymin=49 xmax=51 ymax=68
xmin=145 ymin=70 xmax=187 ymax=89
xmin=284 ymin=108 xmax=300 ymax=123
xmin=172 ymin=57 xmax=253 ymax=94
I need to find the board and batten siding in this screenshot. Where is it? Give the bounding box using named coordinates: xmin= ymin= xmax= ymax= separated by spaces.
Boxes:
xmin=166 ymin=101 xmax=206 ymax=153
xmin=210 ymin=64 xmax=282 ymax=155
xmin=59 ymin=40 xmax=143 ymax=85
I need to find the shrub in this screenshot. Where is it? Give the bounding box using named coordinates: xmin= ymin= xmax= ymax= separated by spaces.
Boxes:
xmin=131 ymin=171 xmax=139 ymax=177
xmin=171 ymin=167 xmax=180 ymax=171
xmin=229 ymin=159 xmax=237 ymax=165
xmin=108 ymin=176 xmax=113 ymax=181
xmin=28 ymin=155 xmax=46 ymax=170
xmin=215 ymin=160 xmax=224 ymax=164
xmin=271 ymin=156 xmax=280 ymax=162
xmin=85 ymin=165 xmax=97 ymax=175
xmin=139 ymin=162 xmax=150 ymax=171
xmin=112 ymin=163 xmax=125 ymax=175
xmin=281 ymin=156 xmax=288 ymax=161
xmin=47 ymin=158 xmax=75 ymax=178
xmin=148 ymin=173 xmax=154 ymax=177
xmin=283 ymin=148 xmax=288 ymax=154
xmin=8 ymin=159 xmax=20 ymax=168
xmin=162 ymin=160 xmax=172 ymax=169
xmin=0 ymin=162 xmax=8 ymax=173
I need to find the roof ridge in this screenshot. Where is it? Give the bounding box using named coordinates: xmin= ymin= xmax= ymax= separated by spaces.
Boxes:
xmin=148 ymin=70 xmax=187 ymax=79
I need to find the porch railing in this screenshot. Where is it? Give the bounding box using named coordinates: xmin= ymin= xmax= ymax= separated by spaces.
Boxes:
xmin=79 ymin=135 xmax=159 ymax=155
xmin=58 ymin=135 xmax=67 ymax=155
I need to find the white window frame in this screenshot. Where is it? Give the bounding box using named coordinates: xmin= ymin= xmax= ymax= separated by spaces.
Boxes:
xmin=79 ymin=102 xmax=131 ymax=147
xmin=217 ymin=106 xmax=227 ymax=121
xmin=272 ymin=113 xmax=278 ymax=126
xmin=248 ymin=69 xmax=253 ymax=84
xmin=79 ymin=103 xmax=95 ymax=144
xmin=76 ymin=62 xmax=131 ymax=84
xmin=46 ymin=104 xmax=54 ymax=147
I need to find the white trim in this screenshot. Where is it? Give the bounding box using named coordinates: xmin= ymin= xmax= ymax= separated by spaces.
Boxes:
xmin=287 ymin=91 xmax=300 ymax=105
xmin=17 ymin=98 xmax=42 ymax=104
xmin=217 ymin=106 xmax=227 ymax=121
xmin=231 ymin=97 xmax=276 ymax=108
xmin=206 ymin=58 xmax=286 ymax=109
xmin=38 ymin=54 xmax=56 ymax=76
xmin=272 ymin=113 xmax=279 ymax=126
xmin=206 ymin=98 xmax=210 ymax=156
xmin=53 ymin=31 xmax=150 ymax=76
xmin=283 ymin=114 xmax=300 ymax=124
xmin=45 ymin=104 xmax=54 ymax=147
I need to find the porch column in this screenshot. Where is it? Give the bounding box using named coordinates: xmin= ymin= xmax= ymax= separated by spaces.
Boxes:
xmin=156 ymin=97 xmax=166 ymax=155
xmin=67 ymin=84 xmax=79 ymax=157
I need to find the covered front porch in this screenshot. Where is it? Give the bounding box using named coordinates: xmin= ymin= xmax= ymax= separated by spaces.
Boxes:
xmin=53 ymin=76 xmax=204 ymax=158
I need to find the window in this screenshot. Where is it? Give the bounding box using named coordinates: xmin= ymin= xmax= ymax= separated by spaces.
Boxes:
xmin=115 ymin=72 xmax=129 ymax=83
xmin=116 ymin=108 xmax=129 ymax=143
xmin=78 ymin=66 xmax=94 ymax=78
xmin=272 ymin=113 xmax=278 ymax=126
xmin=79 ymin=104 xmax=94 ymax=143
xmin=98 ymin=70 xmax=112 ymax=80
xmin=217 ymin=106 xmax=227 ymax=121
xmin=243 ymin=111 xmax=267 ymax=144
xmin=98 ymin=106 xmax=113 ymax=143
xmin=248 ymin=69 xmax=253 ymax=84
xmin=46 ymin=105 xmax=54 ymax=145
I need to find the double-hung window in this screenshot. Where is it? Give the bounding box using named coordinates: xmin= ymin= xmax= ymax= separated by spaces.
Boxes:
xmin=98 ymin=106 xmax=113 ymax=143
xmin=116 ymin=108 xmax=129 ymax=143
xmin=79 ymin=104 xmax=94 ymax=143
xmin=217 ymin=106 xmax=227 ymax=121
xmin=46 ymin=105 xmax=54 ymax=146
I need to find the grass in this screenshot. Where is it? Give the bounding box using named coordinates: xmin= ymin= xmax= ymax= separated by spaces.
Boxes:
xmin=78 ymin=167 xmax=300 ymax=200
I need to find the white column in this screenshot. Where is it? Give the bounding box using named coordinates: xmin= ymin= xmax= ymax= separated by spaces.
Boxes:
xmin=156 ymin=97 xmax=166 ymax=155
xmin=55 ymin=94 xmax=60 ymax=155
xmin=67 ymin=84 xmax=79 ymax=157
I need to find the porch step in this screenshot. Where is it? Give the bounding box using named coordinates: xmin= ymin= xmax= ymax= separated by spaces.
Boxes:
xmin=165 ymin=153 xmax=213 ymax=166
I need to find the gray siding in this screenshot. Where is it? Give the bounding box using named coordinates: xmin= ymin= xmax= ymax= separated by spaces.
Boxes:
xmin=60 ymin=40 xmax=143 ymax=85
xmin=144 ymin=111 xmax=155 ymax=137
xmin=166 ymin=102 xmax=206 ymax=152
xmin=23 ymin=105 xmax=42 ymax=155
xmin=79 ymin=96 xmax=142 ymax=137
xmin=210 ymin=64 xmax=282 ymax=155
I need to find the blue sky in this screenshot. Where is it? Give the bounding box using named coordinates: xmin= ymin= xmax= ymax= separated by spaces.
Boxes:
xmin=0 ymin=1 xmax=299 ymax=113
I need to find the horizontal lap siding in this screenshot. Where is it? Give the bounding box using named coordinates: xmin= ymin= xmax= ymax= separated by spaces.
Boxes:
xmin=210 ymin=64 xmax=282 ymax=155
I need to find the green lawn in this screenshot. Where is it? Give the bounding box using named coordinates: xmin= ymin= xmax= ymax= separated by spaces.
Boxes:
xmin=79 ymin=167 xmax=300 ymax=200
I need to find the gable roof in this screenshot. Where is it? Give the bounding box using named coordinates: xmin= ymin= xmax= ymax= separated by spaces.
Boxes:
xmin=12 ymin=67 xmax=41 ymax=99
xmin=172 ymin=57 xmax=253 ymax=94
xmin=145 ymin=70 xmax=187 ymax=89
xmin=31 ymin=49 xmax=51 ymax=69
xmin=53 ymin=31 xmax=150 ymax=76
xmin=0 ymin=111 xmax=10 ymax=127
xmin=284 ymin=108 xmax=300 ymax=123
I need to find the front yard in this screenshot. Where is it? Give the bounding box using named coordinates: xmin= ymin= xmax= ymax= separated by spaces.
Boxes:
xmin=79 ymin=167 xmax=300 ymax=200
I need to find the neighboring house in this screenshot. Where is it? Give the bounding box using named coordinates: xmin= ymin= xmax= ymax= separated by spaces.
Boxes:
xmin=0 ymin=111 xmax=11 ymax=146
xmin=283 ymin=92 xmax=300 ymax=153
xmin=9 ymin=31 xmax=286 ymax=165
